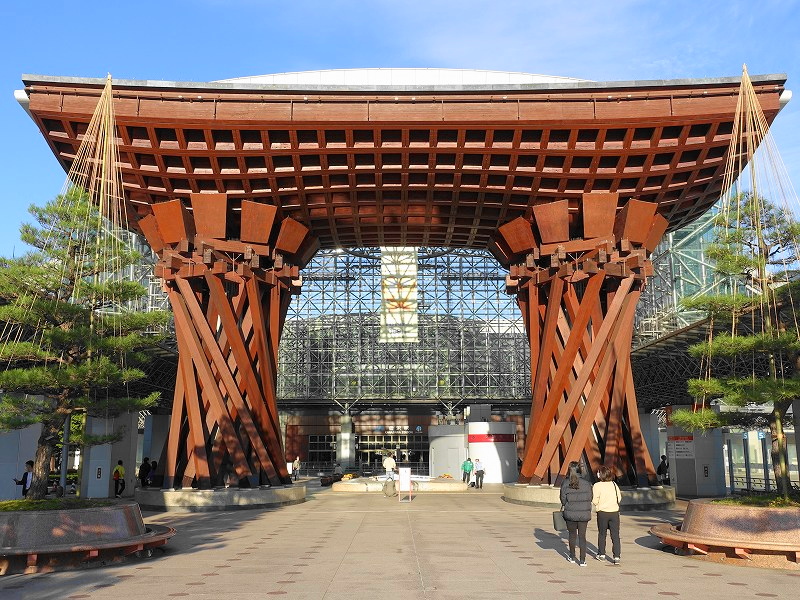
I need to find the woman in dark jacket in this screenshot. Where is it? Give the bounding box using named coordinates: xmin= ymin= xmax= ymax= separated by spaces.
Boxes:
xmin=559 ymin=461 xmax=592 ymax=566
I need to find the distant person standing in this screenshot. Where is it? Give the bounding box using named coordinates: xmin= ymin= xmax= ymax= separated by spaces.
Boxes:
xmin=559 ymin=461 xmax=592 ymax=566
xmin=147 ymin=461 xmax=158 ymax=487
xmin=461 ymin=457 xmax=474 ymax=484
xmin=13 ymin=460 xmax=34 ymax=497
xmin=293 ymin=456 xmax=301 ymax=481
xmin=473 ymin=459 xmax=485 ymax=489
xmin=592 ymin=466 xmax=622 ymax=564
xmin=113 ymin=460 xmax=126 ymax=498
xmin=138 ymin=457 xmax=151 ymax=488
xmin=657 ymin=455 xmax=670 ymax=485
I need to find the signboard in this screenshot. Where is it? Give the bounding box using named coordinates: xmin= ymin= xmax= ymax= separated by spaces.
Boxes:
xmin=398 ymin=467 xmax=412 ymax=502
xmin=379 ymin=247 xmax=418 ymax=343
xmin=467 ymin=434 xmax=516 ymax=443
xmin=668 ymin=435 xmax=695 ymax=458
xmin=358 ymin=425 xmax=427 ymax=434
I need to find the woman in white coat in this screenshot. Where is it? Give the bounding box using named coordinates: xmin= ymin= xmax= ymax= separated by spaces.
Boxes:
xmin=592 ymin=466 xmax=622 ymax=564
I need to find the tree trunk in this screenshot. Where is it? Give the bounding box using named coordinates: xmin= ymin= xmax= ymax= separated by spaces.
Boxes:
xmin=27 ymin=414 xmax=68 ymax=500
xmin=769 ymin=400 xmax=792 ymax=500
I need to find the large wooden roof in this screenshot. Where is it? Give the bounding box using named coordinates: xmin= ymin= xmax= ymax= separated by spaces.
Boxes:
xmin=20 ymin=72 xmax=788 ymax=251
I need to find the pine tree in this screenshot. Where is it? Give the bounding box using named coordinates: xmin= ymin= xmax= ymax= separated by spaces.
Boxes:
xmin=672 ymin=192 xmax=800 ymax=499
xmin=0 ymin=190 xmax=169 ymax=500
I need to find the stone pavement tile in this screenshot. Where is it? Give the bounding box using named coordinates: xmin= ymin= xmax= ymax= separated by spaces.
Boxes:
xmin=426 ymin=592 xmax=529 ymax=600
xmin=1 ymin=491 xmax=795 ymax=600
xmin=322 ymin=592 xmax=429 ymax=600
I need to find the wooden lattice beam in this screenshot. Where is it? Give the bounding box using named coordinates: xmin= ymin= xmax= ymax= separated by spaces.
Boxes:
xmin=503 ymin=192 xmax=664 ymax=485
xmin=144 ymin=193 xmax=316 ymax=488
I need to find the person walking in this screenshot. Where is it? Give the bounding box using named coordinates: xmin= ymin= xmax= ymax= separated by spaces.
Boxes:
xmin=138 ymin=457 xmax=151 ymax=488
xmin=293 ymin=456 xmax=301 ymax=481
xmin=113 ymin=460 xmax=126 ymax=498
xmin=461 ymin=457 xmax=474 ymax=484
xmin=13 ymin=460 xmax=34 ymax=497
xmin=559 ymin=461 xmax=592 ymax=566
xmin=473 ymin=459 xmax=485 ymax=489
xmin=592 ymin=466 xmax=622 ymax=564
xmin=382 ymin=453 xmax=397 ymax=478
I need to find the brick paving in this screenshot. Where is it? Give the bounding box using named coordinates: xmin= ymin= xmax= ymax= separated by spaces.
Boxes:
xmin=1 ymin=482 xmax=797 ymax=599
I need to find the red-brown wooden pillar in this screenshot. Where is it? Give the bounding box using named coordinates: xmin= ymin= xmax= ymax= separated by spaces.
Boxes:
xmin=139 ymin=194 xmax=319 ymax=488
xmin=495 ymin=193 xmax=668 ymax=485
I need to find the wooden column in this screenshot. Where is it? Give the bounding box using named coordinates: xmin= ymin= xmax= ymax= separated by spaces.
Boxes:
xmin=498 ymin=193 xmax=669 ymax=485
xmin=140 ymin=194 xmax=317 ymax=488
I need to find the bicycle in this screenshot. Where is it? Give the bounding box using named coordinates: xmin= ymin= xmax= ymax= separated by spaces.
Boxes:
xmin=381 ymin=471 xmax=419 ymax=497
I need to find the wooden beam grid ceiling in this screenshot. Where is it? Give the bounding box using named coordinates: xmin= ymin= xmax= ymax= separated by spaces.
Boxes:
xmin=141 ymin=192 xmax=316 ymax=489
xmin=500 ymin=192 xmax=663 ymax=486
xmin=25 ymin=76 xmax=784 ymax=250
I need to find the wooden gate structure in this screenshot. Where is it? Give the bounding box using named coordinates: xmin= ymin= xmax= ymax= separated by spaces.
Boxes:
xmin=18 ymin=70 xmax=787 ymax=488
xmin=497 ymin=193 xmax=667 ymax=484
xmin=138 ymin=195 xmax=318 ymax=487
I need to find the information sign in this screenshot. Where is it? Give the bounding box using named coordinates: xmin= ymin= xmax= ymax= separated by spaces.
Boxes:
xmin=398 ymin=467 xmax=412 ymax=502
xmin=667 ymin=435 xmax=695 ymax=458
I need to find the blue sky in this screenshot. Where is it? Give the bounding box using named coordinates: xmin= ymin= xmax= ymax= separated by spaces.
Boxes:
xmin=0 ymin=0 xmax=798 ymax=257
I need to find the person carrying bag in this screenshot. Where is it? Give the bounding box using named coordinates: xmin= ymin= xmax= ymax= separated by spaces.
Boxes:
xmin=559 ymin=461 xmax=592 ymax=566
xmin=552 ymin=507 xmax=568 ymax=531
xmin=592 ymin=465 xmax=623 ymax=564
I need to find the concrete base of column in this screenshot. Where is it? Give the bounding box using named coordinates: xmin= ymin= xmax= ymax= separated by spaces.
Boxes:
xmin=135 ymin=484 xmax=306 ymax=512
xmin=502 ymin=483 xmax=675 ymax=511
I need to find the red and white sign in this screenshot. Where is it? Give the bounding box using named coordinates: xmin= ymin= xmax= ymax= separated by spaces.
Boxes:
xmin=467 ymin=434 xmax=516 ymax=443
xmin=667 ymin=435 xmax=694 ymax=459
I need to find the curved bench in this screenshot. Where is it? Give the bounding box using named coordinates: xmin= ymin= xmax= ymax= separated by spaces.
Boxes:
xmin=650 ymin=499 xmax=800 ymax=567
xmin=0 ymin=503 xmax=176 ymax=574
xmin=0 ymin=525 xmax=176 ymax=574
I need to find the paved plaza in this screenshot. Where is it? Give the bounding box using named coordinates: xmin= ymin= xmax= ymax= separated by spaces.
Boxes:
xmin=1 ymin=483 xmax=797 ymax=600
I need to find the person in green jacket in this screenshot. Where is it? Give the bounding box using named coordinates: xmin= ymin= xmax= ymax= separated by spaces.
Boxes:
xmin=461 ymin=458 xmax=474 ymax=484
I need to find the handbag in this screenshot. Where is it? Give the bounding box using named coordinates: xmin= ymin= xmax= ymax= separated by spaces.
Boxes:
xmin=552 ymin=509 xmax=567 ymax=532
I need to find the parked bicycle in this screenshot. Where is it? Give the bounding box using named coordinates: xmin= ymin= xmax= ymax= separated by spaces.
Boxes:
xmin=380 ymin=471 xmax=419 ymax=497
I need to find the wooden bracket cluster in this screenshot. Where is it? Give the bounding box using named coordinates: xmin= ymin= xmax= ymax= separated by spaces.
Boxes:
xmin=138 ymin=193 xmax=318 ymax=488
xmin=495 ymin=193 xmax=666 ymax=485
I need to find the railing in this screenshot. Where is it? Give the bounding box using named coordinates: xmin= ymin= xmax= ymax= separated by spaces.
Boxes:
xmin=731 ymin=476 xmax=800 ymax=494
xmin=360 ymin=462 xmax=429 ymax=477
xmin=295 ymin=461 xmax=430 ymax=477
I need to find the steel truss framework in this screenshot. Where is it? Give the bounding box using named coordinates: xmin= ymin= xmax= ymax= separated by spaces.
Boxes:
xmin=633 ymin=312 xmax=778 ymax=411
xmin=278 ymin=247 xmax=530 ymax=408
xmin=634 ymin=205 xmax=744 ymax=347
xmin=630 ymin=201 xmax=766 ymax=410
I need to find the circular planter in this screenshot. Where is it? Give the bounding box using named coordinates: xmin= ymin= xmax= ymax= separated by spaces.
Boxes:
xmin=502 ymin=483 xmax=675 ymax=510
xmin=0 ymin=502 xmax=175 ymax=575
xmin=650 ymin=498 xmax=800 ymax=569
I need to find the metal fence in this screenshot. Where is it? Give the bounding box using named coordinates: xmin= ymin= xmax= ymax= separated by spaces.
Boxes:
xmin=296 ymin=461 xmax=430 ymax=478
